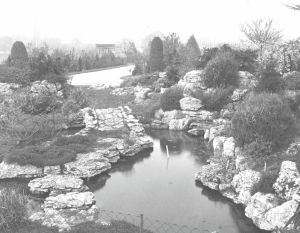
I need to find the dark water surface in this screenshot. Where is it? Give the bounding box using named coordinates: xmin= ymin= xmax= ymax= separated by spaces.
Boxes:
xmin=88 ymin=130 xmax=266 ymax=233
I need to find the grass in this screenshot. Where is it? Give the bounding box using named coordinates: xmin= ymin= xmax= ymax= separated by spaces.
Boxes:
xmin=79 ymin=86 xmax=134 ymax=109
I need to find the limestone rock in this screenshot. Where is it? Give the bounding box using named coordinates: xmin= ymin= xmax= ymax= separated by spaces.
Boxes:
xmin=63 ymin=152 xmax=111 ymax=178
xmin=178 ymin=70 xmax=205 ymax=89
xmin=212 ymin=136 xmax=227 ymax=157
xmin=208 ymin=125 xmax=226 ymax=142
xmin=231 ymin=89 xmax=248 ymax=102
xmin=239 ymin=71 xmax=257 ymax=89
xmin=180 ymin=97 xmax=203 ymax=111
xmin=0 ymin=83 xmax=20 ymax=95
xmin=161 ymin=110 xmax=184 ymax=124
xmin=134 ymin=86 xmax=152 ymax=103
xmin=28 ymin=175 xmax=88 ymax=195
xmin=0 ymin=161 xmax=43 ymax=179
xmin=231 ymin=170 xmax=262 ymax=205
xmin=187 ymin=128 xmax=205 ymax=137
xmin=148 ymin=120 xmax=169 ymax=129
xmin=183 ymin=110 xmax=217 ymax=121
xmin=223 ymin=137 xmax=235 ymax=157
xmin=273 ymin=161 xmax=300 ymax=201
xmin=169 ymin=118 xmax=191 ymax=131
xmin=195 ymin=163 xmax=225 ymax=190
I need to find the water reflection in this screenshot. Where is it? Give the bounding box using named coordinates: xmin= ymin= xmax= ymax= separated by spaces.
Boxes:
xmin=90 ymin=129 xmax=266 ymax=233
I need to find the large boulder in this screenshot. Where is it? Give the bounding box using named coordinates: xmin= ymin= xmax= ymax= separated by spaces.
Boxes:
xmin=212 ymin=136 xmax=227 ymax=157
xmin=180 ymin=97 xmax=203 ymax=111
xmin=273 ymin=161 xmax=300 ymax=201
xmin=134 ymin=86 xmax=152 ymax=104
xmin=0 ymin=83 xmax=20 ymax=95
xmin=223 ymin=137 xmax=236 ymax=157
xmin=30 ymin=192 xmax=98 ymax=231
xmin=0 ymin=161 xmax=43 ymax=179
xmin=161 ymin=110 xmax=184 ymax=124
xmin=231 ymin=170 xmax=262 ymax=205
xmin=195 ymin=163 xmax=225 ymax=190
xmin=31 ymin=80 xmax=63 ymax=98
xmin=63 ymin=152 xmax=111 ymax=178
xmin=169 ymin=118 xmax=191 ymax=131
xmin=28 ymin=175 xmax=88 ymax=195
xmin=245 ymin=192 xmax=280 ymax=230
xmin=178 ymin=70 xmax=205 ymax=89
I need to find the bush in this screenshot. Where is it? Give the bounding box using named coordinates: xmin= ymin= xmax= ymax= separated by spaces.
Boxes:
xmin=160 ymin=86 xmax=183 ymax=111
xmin=0 ymin=65 xmax=31 ymax=85
xmin=232 ymin=93 xmax=297 ymax=152
xmin=132 ymin=63 xmax=143 ymax=76
xmin=284 ymin=71 xmax=300 ymax=90
xmin=62 ymin=88 xmax=89 ymax=115
xmin=255 ymin=66 xmax=284 ymax=93
xmin=165 ymin=65 xmax=179 ymax=85
xmin=201 ymin=87 xmax=234 ymax=111
xmin=0 ymin=188 xmax=28 ymax=232
xmin=202 ymin=52 xmax=239 ymax=88
xmin=149 ymin=37 xmax=164 ymax=72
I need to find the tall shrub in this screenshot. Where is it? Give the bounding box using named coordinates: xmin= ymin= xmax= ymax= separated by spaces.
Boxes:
xmin=10 ymin=41 xmax=29 ymax=68
xmin=202 ymin=52 xmax=239 ymax=88
xmin=232 ymin=93 xmax=297 ymax=152
xmin=182 ymin=35 xmax=201 ymax=70
xmin=149 ymin=37 xmax=164 ymax=72
xmin=160 ymin=86 xmax=183 ymax=111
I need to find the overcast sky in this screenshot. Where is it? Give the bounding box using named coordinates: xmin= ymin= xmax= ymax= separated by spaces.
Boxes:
xmin=1 ymin=0 xmax=300 ymax=47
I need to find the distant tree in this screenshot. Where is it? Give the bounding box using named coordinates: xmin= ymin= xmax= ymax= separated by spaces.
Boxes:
xmin=241 ymin=19 xmax=282 ymax=54
xmin=163 ymin=33 xmax=183 ymax=67
xmin=141 ymin=32 xmax=165 ymax=57
xmin=78 ymin=57 xmax=83 ymax=71
xmin=120 ymin=39 xmax=138 ymax=63
xmin=182 ymin=35 xmax=201 ymax=69
xmin=149 ymin=37 xmax=164 ymax=72
xmin=286 ymin=4 xmax=300 ymax=10
xmin=10 ymin=41 xmax=29 ymax=68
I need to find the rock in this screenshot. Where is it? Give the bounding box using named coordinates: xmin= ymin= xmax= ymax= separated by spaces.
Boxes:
xmin=183 ymin=110 xmax=217 ymax=121
xmin=159 ymin=72 xmax=167 ymax=78
xmin=0 ymin=161 xmax=43 ymax=179
xmin=148 ymin=120 xmax=169 ymax=129
xmin=213 ymin=118 xmax=230 ymax=125
xmin=0 ymin=83 xmax=20 ymax=95
xmin=231 ymin=170 xmax=262 ymax=205
xmin=154 ymin=109 xmax=164 ymax=120
xmin=212 ymin=136 xmax=227 ymax=157
xmin=273 ymin=161 xmax=300 ymax=201
xmin=116 ymin=136 xmax=153 ymax=156
xmin=208 ymin=124 xmax=226 ymax=142
xmin=223 ymin=137 xmax=235 ymax=157
xmin=28 ymin=175 xmax=88 ymax=195
xmin=180 ymin=97 xmax=203 ymax=111
xmin=30 ymin=192 xmax=98 ymax=231
xmin=134 ymin=86 xmax=152 ymax=103
xmin=161 ymin=110 xmax=184 ymax=124
xmin=220 ymin=109 xmax=234 ymax=119
xmin=245 ymin=192 xmax=280 ymax=230
xmin=204 ymin=129 xmax=210 ymax=140
xmin=178 ymin=70 xmax=205 ymax=89
xmin=182 ymin=85 xmax=203 ymax=98
xmin=195 ymin=163 xmax=225 ymax=190
xmin=264 ymin=200 xmax=299 ymax=230
xmin=286 ymin=142 xmax=300 ymax=157
xmin=64 ymin=152 xmax=111 ymax=178
xmin=239 ymin=71 xmax=257 ymax=89
xmin=169 ymin=118 xmax=191 ymax=131
xmin=44 ymin=192 xmax=95 ymax=209
xmin=187 ymin=128 xmax=205 ymax=137
xmin=231 ymin=89 xmax=248 ymax=102
xmin=31 ymin=80 xmax=63 ymax=98
xmin=43 ymin=165 xmax=61 ymax=175
xmin=110 ymin=87 xmax=134 ymax=96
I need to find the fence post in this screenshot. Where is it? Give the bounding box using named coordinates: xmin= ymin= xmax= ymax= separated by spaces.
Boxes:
xmin=140 ymin=214 xmax=144 ymax=233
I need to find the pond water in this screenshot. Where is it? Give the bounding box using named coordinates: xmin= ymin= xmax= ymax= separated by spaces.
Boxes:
xmin=88 ymin=130 xmax=267 ymax=233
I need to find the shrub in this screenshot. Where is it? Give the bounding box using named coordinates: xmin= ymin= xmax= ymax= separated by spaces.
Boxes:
xmin=62 ymin=88 xmax=89 ymax=115
xmin=132 ymin=63 xmax=143 ymax=76
xmin=10 ymin=41 xmax=29 ymax=68
xmin=284 ymin=71 xmax=300 ymax=90
xmin=165 ymin=65 xmax=179 ymax=85
xmin=0 ymin=188 xmax=28 ymax=232
xmin=202 ymin=52 xmax=239 ymax=88
xmin=160 ymin=86 xmax=183 ymax=111
xmin=0 ymin=65 xmax=31 ymax=85
xmin=232 ymin=93 xmax=297 ymax=152
xmin=255 ymin=65 xmax=284 ymax=93
xmin=201 ymin=87 xmax=234 ymax=111
xmin=149 ymin=37 xmax=164 ymax=72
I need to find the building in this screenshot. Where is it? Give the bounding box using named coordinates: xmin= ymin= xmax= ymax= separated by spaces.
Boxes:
xmin=95 ymin=44 xmax=125 ymax=57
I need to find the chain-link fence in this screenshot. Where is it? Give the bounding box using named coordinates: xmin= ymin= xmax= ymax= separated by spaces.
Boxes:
xmin=99 ymin=209 xmax=204 ymax=233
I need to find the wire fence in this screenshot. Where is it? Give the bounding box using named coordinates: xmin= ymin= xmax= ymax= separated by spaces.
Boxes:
xmin=99 ymin=209 xmax=206 ymax=233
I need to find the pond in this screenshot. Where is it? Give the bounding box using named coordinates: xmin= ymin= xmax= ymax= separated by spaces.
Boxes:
xmin=88 ymin=130 xmax=267 ymax=233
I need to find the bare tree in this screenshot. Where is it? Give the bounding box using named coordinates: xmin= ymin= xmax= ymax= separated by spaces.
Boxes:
xmin=241 ymin=19 xmax=282 ymax=54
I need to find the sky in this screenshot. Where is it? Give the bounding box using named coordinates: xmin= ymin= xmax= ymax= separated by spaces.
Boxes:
xmin=1 ymin=0 xmax=300 ymax=48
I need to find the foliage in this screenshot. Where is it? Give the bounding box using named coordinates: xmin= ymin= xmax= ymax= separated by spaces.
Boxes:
xmin=62 ymin=87 xmax=89 ymax=115
xmin=0 ymin=65 xmax=31 ymax=85
xmin=202 ymin=52 xmax=239 ymax=88
xmin=149 ymin=37 xmax=164 ymax=72
xmin=120 ymin=74 xmax=160 ymax=87
xmin=130 ymin=93 xmax=161 ymax=123
xmin=284 ymin=71 xmax=300 ymax=90
xmin=200 ymin=87 xmax=234 ymax=111
xmin=160 ymin=86 xmax=183 ymax=111
xmin=243 ymin=139 xmax=273 ymax=158
xmin=198 ymin=47 xmax=219 ymax=68
xmin=9 ymin=41 xmax=29 ymax=68
xmin=132 ymin=63 xmax=143 ymax=76
xmin=241 ymin=19 xmax=282 ymax=52
xmin=232 ymin=93 xmax=297 ymax=152
xmin=0 ymin=188 xmax=28 ymax=232
xmin=165 ymin=65 xmax=179 ymax=85
xmin=163 ymin=33 xmax=182 ymax=67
